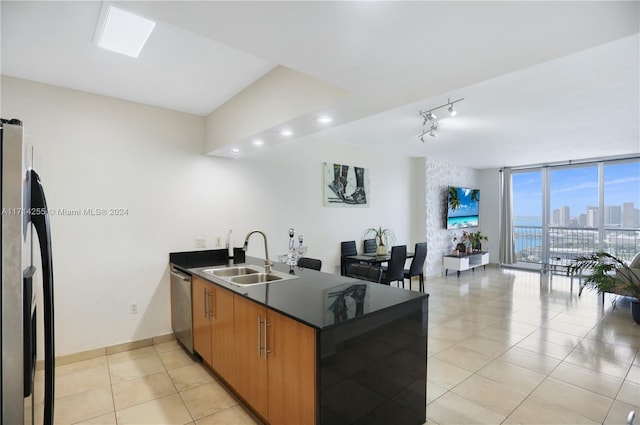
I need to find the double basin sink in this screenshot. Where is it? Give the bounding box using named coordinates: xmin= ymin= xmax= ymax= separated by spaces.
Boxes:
xmin=202 ymin=265 xmax=298 ymax=287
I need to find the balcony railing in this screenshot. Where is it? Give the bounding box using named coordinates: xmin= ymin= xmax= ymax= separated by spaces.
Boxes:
xmin=514 ymin=226 xmax=640 ymax=265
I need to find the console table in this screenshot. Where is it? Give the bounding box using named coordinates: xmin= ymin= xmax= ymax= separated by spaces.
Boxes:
xmin=443 ymin=252 xmax=489 ymax=277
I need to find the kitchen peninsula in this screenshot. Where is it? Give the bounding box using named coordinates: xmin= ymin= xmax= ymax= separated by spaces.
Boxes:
xmin=170 ymin=249 xmax=428 ymax=425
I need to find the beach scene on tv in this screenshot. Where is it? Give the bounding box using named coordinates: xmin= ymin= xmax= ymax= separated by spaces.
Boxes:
xmin=447 ymin=186 xmax=480 ymax=229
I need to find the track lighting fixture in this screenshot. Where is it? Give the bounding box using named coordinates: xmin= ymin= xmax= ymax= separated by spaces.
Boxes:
xmin=419 ymin=98 xmax=463 ymax=122
xmin=418 ymin=97 xmax=463 ymax=141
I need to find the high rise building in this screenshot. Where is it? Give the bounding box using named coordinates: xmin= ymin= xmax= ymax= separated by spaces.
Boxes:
xmin=587 ymin=206 xmax=598 ymax=228
xmin=622 ymin=202 xmax=637 ymax=228
xmin=604 ymin=205 xmax=622 ymax=227
xmin=559 ymin=206 xmax=570 ymax=226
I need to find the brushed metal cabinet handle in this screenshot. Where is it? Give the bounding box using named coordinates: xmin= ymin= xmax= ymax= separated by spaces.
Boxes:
xmin=257 ymin=315 xmax=262 ymax=357
xmin=264 ymin=319 xmax=271 ymax=360
xmin=209 ymin=290 xmax=215 ymax=319
xmin=204 ymin=288 xmax=209 ymax=319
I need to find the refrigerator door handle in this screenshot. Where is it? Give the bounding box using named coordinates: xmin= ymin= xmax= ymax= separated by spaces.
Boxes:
xmin=27 ymin=169 xmax=55 ymax=425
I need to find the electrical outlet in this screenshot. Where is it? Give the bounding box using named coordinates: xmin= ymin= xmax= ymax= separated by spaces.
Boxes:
xmin=195 ymin=237 xmax=206 ymax=248
xmin=129 ymin=302 xmax=138 ymax=315
xmin=215 ymin=236 xmax=222 ymax=247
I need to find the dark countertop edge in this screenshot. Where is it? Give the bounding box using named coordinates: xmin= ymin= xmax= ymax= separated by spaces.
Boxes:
xmin=170 ymin=257 xmax=428 ymax=331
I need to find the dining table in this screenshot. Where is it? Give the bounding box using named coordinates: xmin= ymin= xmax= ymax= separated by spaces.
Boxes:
xmin=346 ymin=251 xmax=415 ymax=265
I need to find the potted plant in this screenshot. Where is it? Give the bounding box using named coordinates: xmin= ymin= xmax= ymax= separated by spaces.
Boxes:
xmin=363 ymin=227 xmax=395 ymax=255
xmin=569 ymin=252 xmax=640 ymax=324
xmin=468 ymin=231 xmax=488 ymax=252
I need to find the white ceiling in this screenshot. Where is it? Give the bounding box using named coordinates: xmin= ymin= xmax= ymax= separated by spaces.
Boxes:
xmin=1 ymin=1 xmax=639 ymax=168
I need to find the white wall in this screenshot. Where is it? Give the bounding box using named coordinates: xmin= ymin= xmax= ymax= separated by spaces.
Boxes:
xmin=1 ymin=77 xmax=412 ymax=356
xmin=424 ymin=158 xmax=483 ymax=276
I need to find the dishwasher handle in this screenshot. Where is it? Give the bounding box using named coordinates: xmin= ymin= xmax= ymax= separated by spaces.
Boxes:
xmin=170 ymin=271 xmax=190 ymax=282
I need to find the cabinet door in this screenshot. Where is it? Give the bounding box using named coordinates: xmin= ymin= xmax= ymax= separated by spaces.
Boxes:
xmin=233 ymin=294 xmax=268 ymax=420
xmin=211 ymin=285 xmax=235 ymax=381
xmin=192 ymin=276 xmax=212 ymax=366
xmin=267 ymin=309 xmax=316 ymax=425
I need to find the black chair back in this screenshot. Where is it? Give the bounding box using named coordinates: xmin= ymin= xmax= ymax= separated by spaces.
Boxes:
xmin=340 ymin=240 xmax=358 ymax=275
xmin=297 ymin=257 xmax=322 ymax=271
xmin=346 ymin=263 xmax=382 ymax=282
xmin=409 ymin=242 xmax=427 ymax=275
xmin=363 ymin=238 xmax=377 ymax=254
xmin=382 ymin=245 xmax=407 ymax=284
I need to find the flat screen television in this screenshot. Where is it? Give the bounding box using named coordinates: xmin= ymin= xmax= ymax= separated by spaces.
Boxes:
xmin=447 ymin=186 xmax=480 ymax=229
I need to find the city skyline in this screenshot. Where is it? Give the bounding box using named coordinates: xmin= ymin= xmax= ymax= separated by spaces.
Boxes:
xmin=512 ymin=161 xmax=640 ymax=219
xmin=550 ymin=202 xmax=639 ymax=228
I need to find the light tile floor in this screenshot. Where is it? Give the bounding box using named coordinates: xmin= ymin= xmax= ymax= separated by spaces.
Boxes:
xmin=36 ymin=340 xmax=262 ymax=425
xmin=40 ymin=267 xmax=638 ymax=424
xmin=423 ymin=267 xmax=639 ymax=425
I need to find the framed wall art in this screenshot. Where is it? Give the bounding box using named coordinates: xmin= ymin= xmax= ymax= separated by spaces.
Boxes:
xmin=323 ymin=162 xmax=370 ymax=207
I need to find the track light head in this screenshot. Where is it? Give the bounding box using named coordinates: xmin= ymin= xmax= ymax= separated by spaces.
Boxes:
xmin=420 ymin=111 xmax=436 ymax=125
xmin=419 ymin=97 xmax=463 ymax=143
xmin=428 ymin=122 xmax=437 ymax=138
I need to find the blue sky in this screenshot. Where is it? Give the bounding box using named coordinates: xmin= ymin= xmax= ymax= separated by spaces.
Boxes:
xmin=448 ymin=187 xmax=479 ymax=218
xmin=512 ymin=161 xmax=640 ymax=217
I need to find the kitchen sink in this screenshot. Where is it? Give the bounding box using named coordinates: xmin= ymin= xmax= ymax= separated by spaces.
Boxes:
xmin=204 ymin=266 xmax=261 ymax=277
xmin=200 ymin=265 xmax=298 ymax=286
xmin=230 ymin=273 xmax=284 ymax=285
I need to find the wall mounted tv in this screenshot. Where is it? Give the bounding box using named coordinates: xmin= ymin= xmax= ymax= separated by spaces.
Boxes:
xmin=447 ymin=186 xmax=480 ymax=229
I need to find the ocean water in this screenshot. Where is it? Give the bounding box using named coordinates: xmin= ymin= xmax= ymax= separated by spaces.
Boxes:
xmin=447 ymin=215 xmax=479 ymax=229
xmin=514 ymin=217 xmax=542 ymax=253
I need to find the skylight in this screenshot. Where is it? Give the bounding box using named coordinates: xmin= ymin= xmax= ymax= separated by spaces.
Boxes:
xmin=94 ymin=4 xmax=155 ymax=58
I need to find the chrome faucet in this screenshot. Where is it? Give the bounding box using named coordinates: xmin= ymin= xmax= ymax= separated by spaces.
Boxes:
xmin=243 ymin=230 xmax=272 ymax=273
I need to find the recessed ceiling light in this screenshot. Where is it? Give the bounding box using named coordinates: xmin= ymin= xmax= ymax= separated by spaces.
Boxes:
xmin=231 ymin=148 xmax=240 ymax=154
xmin=252 ymin=139 xmax=264 ymax=147
xmin=316 ymin=115 xmax=333 ymax=124
xmin=279 ymin=129 xmax=293 ymax=137
xmin=94 ymin=4 xmax=156 ymax=58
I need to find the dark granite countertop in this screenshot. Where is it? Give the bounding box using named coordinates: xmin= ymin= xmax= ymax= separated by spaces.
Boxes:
xmin=170 ymin=250 xmax=427 ymax=331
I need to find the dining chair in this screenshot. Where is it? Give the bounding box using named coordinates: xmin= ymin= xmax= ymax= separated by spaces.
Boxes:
xmin=297 ymin=257 xmax=322 ymax=271
xmin=363 ymin=238 xmax=377 ymax=254
xmin=404 ymin=242 xmax=427 ymax=292
xmin=380 ymin=245 xmax=407 ymax=287
xmin=340 ymin=240 xmax=358 ymax=276
xmin=346 ymin=263 xmax=382 ymax=282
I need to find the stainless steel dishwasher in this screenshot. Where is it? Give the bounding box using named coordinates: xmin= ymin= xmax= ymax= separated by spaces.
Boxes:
xmin=170 ymin=266 xmax=193 ymax=353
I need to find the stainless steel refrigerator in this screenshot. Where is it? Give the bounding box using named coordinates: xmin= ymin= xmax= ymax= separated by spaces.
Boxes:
xmin=1 ymin=119 xmax=55 ymax=425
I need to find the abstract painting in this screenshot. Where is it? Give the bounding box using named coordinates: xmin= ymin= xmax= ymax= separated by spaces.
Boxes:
xmin=323 ymin=162 xmax=370 ymax=207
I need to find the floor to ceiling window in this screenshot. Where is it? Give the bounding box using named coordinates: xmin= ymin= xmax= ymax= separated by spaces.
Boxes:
xmin=603 ymin=160 xmax=640 ymax=260
xmin=511 ymin=157 xmax=639 ymax=268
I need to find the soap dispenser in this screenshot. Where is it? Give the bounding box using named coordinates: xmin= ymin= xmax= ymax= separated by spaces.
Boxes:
xmin=226 ymin=229 xmax=233 ymax=258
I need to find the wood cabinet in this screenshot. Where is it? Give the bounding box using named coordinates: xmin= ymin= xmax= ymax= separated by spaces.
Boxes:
xmin=193 ymin=277 xmax=316 ymax=424
xmin=210 ymin=284 xmax=235 ymax=379
xmin=192 ymin=276 xmax=212 ymax=365
xmin=233 ymin=295 xmax=269 ymax=418
xmin=192 ymin=276 xmax=235 ymax=380
xmin=233 ymin=294 xmax=316 ymax=425
xmin=266 ymin=308 xmax=316 ymax=425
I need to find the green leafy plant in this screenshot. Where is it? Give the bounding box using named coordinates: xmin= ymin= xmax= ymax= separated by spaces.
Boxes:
xmin=569 ymin=252 xmax=640 ymax=301
xmin=467 ymin=231 xmax=488 ymax=250
xmin=363 ymin=227 xmax=395 ymax=247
